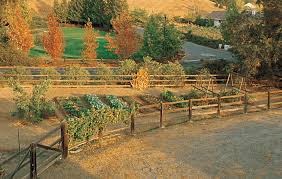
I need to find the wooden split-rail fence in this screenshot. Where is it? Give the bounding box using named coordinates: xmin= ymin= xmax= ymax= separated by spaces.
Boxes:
xmin=0 ymin=123 xmax=68 ymax=179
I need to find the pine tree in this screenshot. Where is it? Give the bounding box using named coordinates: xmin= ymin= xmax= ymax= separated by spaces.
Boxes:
xmin=7 ymin=6 xmax=34 ymax=53
xmin=105 ymin=13 xmax=141 ymax=59
xmin=82 ymin=18 xmax=99 ymax=60
xmin=43 ymin=13 xmax=64 ymax=60
xmin=68 ymin=0 xmax=85 ymax=23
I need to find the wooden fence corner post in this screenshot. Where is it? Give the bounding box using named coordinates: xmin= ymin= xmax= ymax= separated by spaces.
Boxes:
xmin=244 ymin=92 xmax=248 ymax=114
xmin=30 ymin=143 xmax=37 ymax=179
xmin=160 ymin=102 xmax=164 ymax=128
xmin=217 ymin=95 xmax=221 ymax=117
xmin=130 ymin=114 xmax=135 ymax=134
xmin=61 ymin=122 xmax=69 ymax=159
xmin=267 ymin=90 xmax=271 ymax=110
xmin=188 ymin=99 xmax=192 ymax=121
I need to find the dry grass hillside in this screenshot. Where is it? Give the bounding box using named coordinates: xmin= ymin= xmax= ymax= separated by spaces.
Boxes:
xmin=29 ymin=0 xmax=222 ymax=17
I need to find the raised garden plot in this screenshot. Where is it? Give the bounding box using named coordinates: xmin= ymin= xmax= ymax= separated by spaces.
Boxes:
xmin=106 ymin=95 xmax=128 ymax=109
xmin=84 ymin=94 xmax=108 ymax=110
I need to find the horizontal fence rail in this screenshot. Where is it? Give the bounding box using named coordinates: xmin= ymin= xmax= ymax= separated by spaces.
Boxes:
xmin=0 ymin=74 xmax=228 ymax=88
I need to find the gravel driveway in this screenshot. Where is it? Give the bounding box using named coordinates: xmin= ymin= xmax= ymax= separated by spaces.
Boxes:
xmin=42 ymin=110 xmax=282 ymax=179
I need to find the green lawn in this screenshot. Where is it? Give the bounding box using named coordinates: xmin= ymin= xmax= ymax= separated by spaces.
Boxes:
xmin=30 ymin=27 xmax=118 ymax=59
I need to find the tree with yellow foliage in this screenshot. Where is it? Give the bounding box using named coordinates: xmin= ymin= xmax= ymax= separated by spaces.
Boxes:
xmin=105 ymin=13 xmax=141 ymax=59
xmin=82 ymin=18 xmax=99 ymax=60
xmin=7 ymin=6 xmax=34 ymax=53
xmin=43 ymin=13 xmax=64 ymax=61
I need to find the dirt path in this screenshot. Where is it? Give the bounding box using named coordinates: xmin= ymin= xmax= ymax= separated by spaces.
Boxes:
xmin=41 ymin=110 xmax=282 ymax=179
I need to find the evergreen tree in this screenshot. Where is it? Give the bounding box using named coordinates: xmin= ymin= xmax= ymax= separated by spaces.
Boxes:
xmin=143 ymin=15 xmax=183 ymax=60
xmin=68 ymin=0 xmax=85 ymax=23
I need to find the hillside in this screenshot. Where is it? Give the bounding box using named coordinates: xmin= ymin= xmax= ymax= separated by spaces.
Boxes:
xmin=29 ymin=0 xmax=222 ymax=17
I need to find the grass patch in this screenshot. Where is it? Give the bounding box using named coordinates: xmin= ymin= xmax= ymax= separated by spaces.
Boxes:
xmin=30 ymin=27 xmax=118 ymax=59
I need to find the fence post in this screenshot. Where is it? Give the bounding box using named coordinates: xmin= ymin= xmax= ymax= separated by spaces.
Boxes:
xmin=30 ymin=143 xmax=37 ymax=179
xmin=217 ymin=95 xmax=221 ymax=117
xmin=188 ymin=99 xmax=192 ymax=121
xmin=244 ymin=92 xmax=248 ymax=114
xmin=267 ymin=90 xmax=271 ymax=110
xmin=61 ymin=122 xmax=69 ymax=159
xmin=160 ymin=102 xmax=164 ymax=128
xmin=130 ymin=114 xmax=135 ymax=134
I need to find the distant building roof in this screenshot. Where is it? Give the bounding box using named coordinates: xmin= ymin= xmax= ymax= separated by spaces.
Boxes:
xmin=207 ymin=11 xmax=226 ymax=20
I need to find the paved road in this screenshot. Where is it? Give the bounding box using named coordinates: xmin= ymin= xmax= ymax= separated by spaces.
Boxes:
xmin=182 ymin=41 xmax=234 ymax=62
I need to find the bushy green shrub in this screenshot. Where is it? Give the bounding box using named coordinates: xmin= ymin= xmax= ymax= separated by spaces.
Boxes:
xmin=8 ymin=67 xmax=33 ymax=81
xmin=66 ymin=108 xmax=130 ymax=142
xmin=117 ymin=59 xmax=138 ymax=75
xmin=185 ymin=24 xmax=223 ymax=48
xmin=95 ymin=64 xmax=114 ymax=81
xmin=64 ymin=66 xmax=90 ymax=85
xmin=0 ymin=45 xmax=42 ymax=66
xmin=8 ymin=79 xmax=55 ymax=122
xmin=202 ymin=59 xmax=232 ymax=74
xmin=160 ymin=62 xmax=186 ymax=85
xmin=142 ymin=56 xmax=162 ymax=75
xmin=194 ymin=16 xmax=214 ymax=27
xmin=40 ymin=68 xmax=61 ymax=80
xmin=181 ymin=90 xmax=204 ymax=100
xmin=160 ymin=90 xmax=187 ymax=108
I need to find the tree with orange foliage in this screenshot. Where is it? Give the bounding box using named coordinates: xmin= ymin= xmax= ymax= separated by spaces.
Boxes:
xmin=7 ymin=6 xmax=34 ymax=53
xmin=105 ymin=13 xmax=141 ymax=59
xmin=43 ymin=13 xmax=64 ymax=60
xmin=82 ymin=18 xmax=99 ymax=60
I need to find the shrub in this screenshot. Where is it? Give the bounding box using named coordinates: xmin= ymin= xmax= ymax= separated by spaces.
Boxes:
xmin=8 ymin=66 xmax=32 ymax=81
xmin=194 ymin=16 xmax=214 ymax=27
xmin=8 ymin=79 xmax=55 ymax=122
xmin=95 ymin=64 xmax=113 ymax=81
xmin=181 ymin=90 xmax=204 ymax=100
xmin=142 ymin=56 xmax=162 ymax=75
xmin=160 ymin=90 xmax=187 ymax=108
xmin=160 ymin=62 xmax=186 ymax=86
xmin=117 ymin=59 xmax=138 ymax=75
xmin=202 ymin=59 xmax=232 ymax=74
xmin=64 ymin=66 xmax=90 ymax=85
xmin=40 ymin=68 xmax=61 ymax=80
xmin=0 ymin=45 xmax=42 ymax=66
xmin=185 ymin=24 xmax=223 ymax=48
xmin=66 ymin=108 xmax=130 ymax=142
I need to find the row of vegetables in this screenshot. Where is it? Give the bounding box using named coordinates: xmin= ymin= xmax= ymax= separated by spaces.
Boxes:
xmin=63 ymin=94 xmax=130 ymax=117
xmin=62 ymin=89 xmax=240 ymax=117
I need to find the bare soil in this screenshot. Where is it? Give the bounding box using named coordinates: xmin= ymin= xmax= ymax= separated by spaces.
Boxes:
xmin=41 ymin=110 xmax=282 ymax=179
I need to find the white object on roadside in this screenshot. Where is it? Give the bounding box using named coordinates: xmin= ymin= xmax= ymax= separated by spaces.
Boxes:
xmin=219 ymin=44 xmax=222 ymax=49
